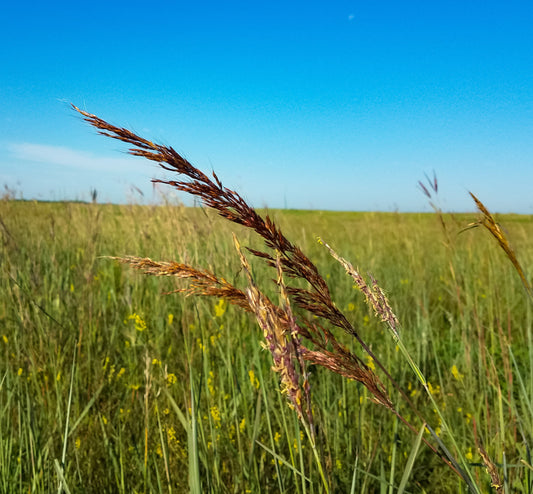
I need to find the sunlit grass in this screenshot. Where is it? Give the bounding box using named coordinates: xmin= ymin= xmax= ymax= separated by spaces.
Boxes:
xmin=1 ymin=198 xmax=533 ymax=492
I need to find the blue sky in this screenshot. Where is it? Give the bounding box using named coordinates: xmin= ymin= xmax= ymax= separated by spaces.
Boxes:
xmin=1 ymin=1 xmax=532 ymax=212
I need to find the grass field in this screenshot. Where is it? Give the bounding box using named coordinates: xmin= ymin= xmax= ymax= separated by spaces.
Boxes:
xmin=1 ymin=196 xmax=533 ymax=493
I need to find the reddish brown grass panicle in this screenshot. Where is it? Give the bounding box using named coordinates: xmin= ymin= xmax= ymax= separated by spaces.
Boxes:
xmin=234 ymin=236 xmax=314 ymax=430
xmin=107 ymin=255 xmax=252 ymax=312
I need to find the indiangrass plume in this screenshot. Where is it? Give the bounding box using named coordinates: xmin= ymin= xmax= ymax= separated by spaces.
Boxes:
xmin=466 ymin=192 xmax=533 ymax=302
xmin=75 ymin=105 xmax=497 ymax=491
xmin=233 ymin=235 xmax=312 ymax=427
xmin=318 ymin=238 xmax=399 ymax=338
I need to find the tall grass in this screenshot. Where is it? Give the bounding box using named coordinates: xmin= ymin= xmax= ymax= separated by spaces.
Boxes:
xmin=0 ymin=110 xmax=531 ymax=492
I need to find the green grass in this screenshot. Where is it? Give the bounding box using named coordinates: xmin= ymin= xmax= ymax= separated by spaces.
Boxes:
xmin=1 ymin=199 xmax=533 ymax=492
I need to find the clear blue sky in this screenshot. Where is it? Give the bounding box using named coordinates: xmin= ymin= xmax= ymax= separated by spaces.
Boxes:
xmin=1 ymin=1 xmax=532 ymax=212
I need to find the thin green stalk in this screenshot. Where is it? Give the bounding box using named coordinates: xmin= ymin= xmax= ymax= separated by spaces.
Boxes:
xmin=393 ymin=336 xmax=480 ymax=493
xmin=301 ymin=420 xmax=329 ymax=494
xmin=57 ymin=341 xmax=77 ymax=494
xmin=388 ymin=417 xmax=398 ymax=494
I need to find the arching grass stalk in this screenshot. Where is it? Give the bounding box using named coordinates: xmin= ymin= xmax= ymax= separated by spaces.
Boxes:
xmin=465 ymin=192 xmax=533 ymax=304
xmin=73 ymin=104 xmax=484 ymax=490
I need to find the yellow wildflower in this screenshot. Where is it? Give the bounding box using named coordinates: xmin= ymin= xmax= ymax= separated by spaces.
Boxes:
xmin=210 ymin=406 xmax=221 ymax=428
xmin=214 ymin=299 xmax=227 ymax=318
xmin=126 ymin=313 xmax=147 ymax=332
xmin=167 ymin=426 xmax=177 ymax=444
xmin=207 ymin=371 xmax=215 ymax=396
xmin=248 ymin=369 xmax=260 ymax=389
xmin=451 ymin=364 xmax=464 ymax=382
xmin=166 ymin=373 xmax=177 ymax=386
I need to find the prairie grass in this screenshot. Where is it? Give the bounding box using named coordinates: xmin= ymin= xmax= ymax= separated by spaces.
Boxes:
xmin=1 ymin=118 xmax=532 ymax=492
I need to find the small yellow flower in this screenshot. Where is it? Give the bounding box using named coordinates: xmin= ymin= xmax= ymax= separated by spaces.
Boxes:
xmin=75 ymin=437 xmax=81 ymax=449
xmin=17 ymin=368 xmax=23 ymax=376
xmin=166 ymin=373 xmax=177 ymax=386
xmin=214 ymin=299 xmax=227 ymax=318
xmin=56 ymin=372 xmax=61 ymax=381
xmin=3 ymin=335 xmax=8 ymax=344
xmin=117 ymin=367 xmax=125 ymax=379
xmin=451 ymin=364 xmax=464 ymax=382
xmin=167 ymin=313 xmax=174 ymax=325
xmin=248 ymin=369 xmax=260 ymax=389
xmin=239 ymin=418 xmax=246 ymax=433
xmin=152 ymin=358 xmax=161 ymax=366
xmin=70 ymin=283 xmax=75 ymax=293
xmin=347 ymin=303 xmax=355 ymax=312
xmin=167 ymin=426 xmax=177 ymax=444
xmin=427 ymin=382 xmax=441 ymax=396
xmin=274 ymin=431 xmax=281 ymax=444
xmin=210 ymin=406 xmax=221 ymax=428
xmin=465 ymin=447 xmax=473 ymax=461
xmin=366 ymin=355 xmax=375 ymax=371
xmin=126 ymin=313 xmax=147 ymax=332
xmin=207 ymin=371 xmax=216 ymax=395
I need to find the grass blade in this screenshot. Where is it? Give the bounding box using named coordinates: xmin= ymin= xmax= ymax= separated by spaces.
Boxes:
xmin=397 ymin=423 xmax=426 ymax=494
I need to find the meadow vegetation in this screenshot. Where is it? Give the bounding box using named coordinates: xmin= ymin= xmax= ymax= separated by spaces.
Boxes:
xmin=1 ymin=112 xmax=532 ymax=493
